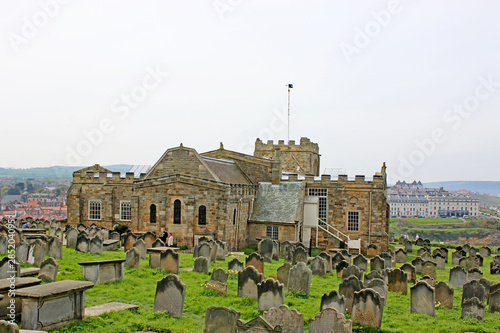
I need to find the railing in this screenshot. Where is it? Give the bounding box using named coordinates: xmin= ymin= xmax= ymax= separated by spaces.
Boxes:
xmin=317 ymin=218 xmax=350 ymax=243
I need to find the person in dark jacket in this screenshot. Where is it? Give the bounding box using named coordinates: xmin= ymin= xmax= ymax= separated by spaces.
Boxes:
xmin=159 ymin=228 xmax=168 ymax=244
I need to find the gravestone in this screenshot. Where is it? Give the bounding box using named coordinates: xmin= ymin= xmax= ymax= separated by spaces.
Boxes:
xmin=461 ymin=297 xmax=485 ymax=321
xmin=469 ymin=247 xmax=477 ymax=257
xmin=370 ymin=256 xmax=385 ymax=272
xmin=47 ymin=237 xmax=62 ymax=259
xmin=76 ymin=234 xmax=90 ymax=253
xmin=459 ymin=256 xmax=479 ymax=271
xmin=310 ymin=256 xmax=327 ymax=278
xmin=352 ymin=254 xmax=368 ymax=272
xmin=0 ymin=233 xmax=7 ymax=253
xmin=90 ymin=236 xmax=103 ymax=255
xmin=125 ymin=247 xmax=140 ymax=269
xmin=410 ymin=281 xmax=435 ymax=317
xmin=452 ymin=251 xmax=465 ymax=265
xmin=417 ymin=248 xmax=429 ymax=257
xmin=235 ymin=316 xmax=279 ymax=332
xmin=123 ymin=232 xmax=137 ymax=252
xmin=194 ymin=257 xmax=209 ymax=274
xmin=15 ymin=241 xmax=29 ymax=263
xmin=259 ymin=238 xmax=274 ymax=263
xmin=285 ymin=244 xmax=295 ymax=263
xmin=479 ymin=246 xmax=491 ymax=257
xmin=292 ymin=247 xmax=307 ymax=265
xmin=318 ymin=252 xmax=332 ymax=273
xmin=152 ymin=239 xmax=165 ymax=248
xmin=364 ymin=270 xmax=383 ymax=287
xmin=468 ymin=268 xmax=483 ymax=282
xmin=257 ymin=278 xmax=284 ymax=312
xmin=211 ymin=268 xmax=228 ymax=283
xmin=228 ymin=258 xmax=244 ymax=272
xmin=352 ymin=288 xmax=384 ymax=328
xmin=238 ymin=266 xmax=264 ymax=300
xmin=276 ymin=263 xmax=291 ymax=289
xmin=449 ymin=266 xmax=467 ymax=288
xmin=462 ymin=280 xmax=485 ymax=305
xmin=411 ymin=257 xmax=424 ymax=273
xmin=421 ymin=252 xmax=432 ymax=262
xmin=404 ymin=240 xmax=412 ymax=253
xmin=479 ymin=279 xmax=492 ymax=303
xmin=153 ymin=274 xmax=186 ymax=318
xmin=132 ymin=239 xmax=147 ymax=259
xmin=263 ymin=304 xmax=304 ymax=333
xmin=0 ymin=257 xmax=20 ymax=279
xmin=335 ymin=260 xmax=349 ymax=278
xmin=342 ymin=265 xmax=362 ymax=282
xmin=420 ymin=275 xmax=436 ymax=287
xmin=216 ymin=240 xmax=227 ymax=261
xmin=161 ymin=248 xmax=179 ymax=274
xmin=395 ymin=249 xmax=407 ymax=263
xmin=491 ymin=257 xmax=500 ymax=275
xmin=204 ymin=280 xmax=227 ymax=296
xmin=332 ymin=252 xmax=346 ymax=270
xmin=400 ymin=263 xmax=416 ymax=284
xmin=339 ymin=276 xmax=363 ymax=313
xmin=141 ymin=232 xmax=156 ymax=249
xmin=489 ymin=288 xmax=500 ymax=313
xmin=109 ymin=231 xmax=120 ymax=241
xmin=421 ymin=261 xmax=437 ymax=279
xmin=279 ymin=241 xmax=292 ymax=259
xmin=308 ymin=308 xmax=352 ymax=333
xmin=288 ymin=262 xmax=311 ymax=296
xmin=0 ymin=320 xmax=20 ymax=332
xmin=367 ymin=244 xmax=378 ymax=257
xmin=246 ymin=253 xmax=264 ymax=274
xmin=367 ymin=278 xmax=388 ymax=303
xmin=435 ymin=281 xmax=454 ymax=309
xmin=320 ymin=289 xmax=346 ymax=314
xmin=476 ymin=254 xmax=484 ymax=267
xmin=204 ymin=306 xmax=240 ymax=333
xmin=38 ymin=257 xmax=58 ymax=283
xmin=32 ymin=239 xmax=46 ymax=267
xmin=388 ymin=268 xmax=408 ymax=295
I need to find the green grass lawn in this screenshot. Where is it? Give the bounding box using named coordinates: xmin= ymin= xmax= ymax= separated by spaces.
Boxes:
xmin=390 ymin=217 xmax=464 ymax=224
xmin=2 ymin=244 xmax=500 ymax=332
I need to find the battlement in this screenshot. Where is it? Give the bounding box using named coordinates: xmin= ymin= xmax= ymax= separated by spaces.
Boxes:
xmin=72 ymin=171 xmax=136 ymax=184
xmin=255 ymin=137 xmax=319 ymax=153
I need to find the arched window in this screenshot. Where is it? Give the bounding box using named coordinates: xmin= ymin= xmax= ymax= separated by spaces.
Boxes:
xmin=150 ymin=204 xmax=156 ymax=223
xmin=174 ymin=200 xmax=181 ymax=224
xmin=233 ymin=208 xmax=237 ymax=225
xmin=198 ymin=205 xmax=206 ymax=225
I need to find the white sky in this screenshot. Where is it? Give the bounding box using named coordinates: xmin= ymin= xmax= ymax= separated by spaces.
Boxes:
xmin=1 ymin=1 xmax=499 ymax=183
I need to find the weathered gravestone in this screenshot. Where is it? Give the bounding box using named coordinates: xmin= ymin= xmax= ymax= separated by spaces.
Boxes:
xmin=292 ymin=247 xmax=307 ymax=266
xmin=400 ymin=263 xmax=416 ymax=284
xmin=364 ymin=270 xmax=383 ymax=287
xmin=141 ymin=232 xmax=156 ymax=249
xmin=411 ymin=257 xmax=424 ymax=273
xmin=489 ymin=288 xmax=500 ymax=313
xmin=370 ymin=256 xmax=385 ymax=272
xmin=461 ymin=297 xmax=485 ymax=321
xmin=479 ymin=246 xmax=491 ymax=257
xmin=32 ymin=239 xmax=46 ymax=267
xmin=257 ymin=278 xmax=284 ymax=312
xmin=238 ymin=266 xmax=264 ymax=300
xmin=235 ymin=315 xmax=280 ymax=332
xmin=109 ymin=231 xmax=120 ymax=241
xmin=452 ymin=250 xmax=465 ymax=265
xmin=123 ymin=232 xmax=137 ymax=252
xmin=491 ymin=256 xmax=500 ymax=275
xmin=0 ymin=257 xmax=20 ymax=279
xmin=468 ymin=268 xmax=483 ymax=282
xmin=320 ymin=289 xmax=346 ymax=314
xmin=263 ymin=304 xmax=304 ymax=333
xmin=367 ymin=244 xmax=378 ymax=257
xmin=90 ymin=236 xmax=103 ymax=255
xmin=76 ymin=234 xmax=90 ymax=253
xmin=194 ymin=257 xmax=209 ymax=274
xmin=367 ymin=278 xmax=388 ymax=303
xmin=469 ymin=247 xmax=477 ymax=257
xmin=216 ymin=240 xmax=227 ymax=261
xmin=433 ymin=253 xmax=446 ymax=269
xmin=332 ymin=252 xmax=347 ymax=270
xmin=279 ymin=241 xmax=292 ymax=259
xmin=339 ymin=275 xmax=364 ymax=313
xmin=459 ymin=256 xmax=479 ymax=271
xmin=421 ymin=252 xmax=432 ymax=262
xmin=352 ymin=288 xmax=384 ymax=328
xmin=342 ymin=265 xmax=362 ymax=282
xmin=132 ymin=239 xmax=147 ymax=259
xmin=246 ymin=252 xmax=264 ymax=274
xmin=285 ymin=244 xmax=295 ymax=263
xmin=410 ymin=281 xmax=435 ymax=317
xmin=404 ymin=240 xmax=412 ymax=253
xmin=421 ymin=261 xmax=437 ymax=279
xmin=0 ymin=320 xmax=20 ymax=333
xmin=0 ymin=233 xmax=7 ymax=253
xmin=204 ymin=280 xmax=227 ymax=296
xmin=480 ymin=278 xmax=492 ymax=304
xmin=211 ymin=268 xmax=228 ymax=283
xmin=259 ymin=238 xmax=274 ymax=263
xmin=435 ymin=281 xmax=454 ymax=309
xmin=462 ymin=280 xmax=485 ymax=305
xmin=47 ymin=237 xmax=62 ymax=259
xmin=152 ymin=239 xmax=165 ymax=248
xmin=38 ymin=257 xmax=58 ymax=283
xmin=310 ymin=256 xmax=326 ymax=278
xmin=449 ymin=266 xmax=467 ymax=288
xmin=15 ymin=241 xmax=29 ymax=263
xmin=203 ymin=306 xmax=240 ymax=333
xmin=417 ymin=248 xmax=429 ymax=258
xmin=125 ymin=247 xmax=140 ymax=269
xmin=159 ymin=249 xmax=179 ymax=274
xmin=318 ymin=252 xmax=332 ymax=273
xmin=288 ymin=262 xmax=311 ymax=296
xmin=388 ymin=268 xmax=407 ymax=295
xmin=228 ymin=258 xmax=244 ymax=272
xmin=395 ymin=248 xmax=406 ymax=263
xmin=276 ymin=262 xmax=291 ymax=289
xmin=153 ymin=274 xmax=186 ymax=318
xmin=352 ymin=254 xmax=368 ymax=272
xmin=308 ymin=308 xmax=352 ymax=333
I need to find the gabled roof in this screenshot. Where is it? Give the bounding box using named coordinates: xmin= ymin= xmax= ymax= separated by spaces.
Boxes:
xmin=201 ymin=157 xmax=252 ymax=185
xmin=74 ymin=164 xmax=113 ymax=175
xmin=0 ymin=195 xmax=22 ymax=204
xmin=250 ymin=182 xmax=304 ymax=224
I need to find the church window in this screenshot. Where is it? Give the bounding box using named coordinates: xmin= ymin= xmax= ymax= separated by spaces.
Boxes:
xmin=150 ymin=204 xmax=156 ymax=223
xmin=89 ymin=200 xmax=101 ymax=220
xmin=198 ymin=205 xmax=206 ymax=225
xmin=174 ymin=200 xmax=181 ymax=224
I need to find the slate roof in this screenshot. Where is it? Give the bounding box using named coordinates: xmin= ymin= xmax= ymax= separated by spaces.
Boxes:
xmin=250 ymin=182 xmax=304 ymax=223
xmin=201 ymin=157 xmax=252 ymax=185
xmin=0 ymin=195 xmax=22 ymax=204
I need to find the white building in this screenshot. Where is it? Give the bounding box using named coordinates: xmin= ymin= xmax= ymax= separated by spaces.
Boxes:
xmin=388 ymin=181 xmax=479 ymax=218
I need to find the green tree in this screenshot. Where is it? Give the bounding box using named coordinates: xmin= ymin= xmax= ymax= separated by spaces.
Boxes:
xmin=6 ymin=188 xmax=20 ymax=195
xmin=1 ymin=186 xmax=9 ymax=195
xmin=26 ymin=182 xmax=35 ymax=193
xmin=15 ymin=182 xmax=25 ymax=192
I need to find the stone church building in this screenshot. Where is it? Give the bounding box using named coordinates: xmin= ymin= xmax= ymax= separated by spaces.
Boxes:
xmin=67 ymin=137 xmax=389 ymax=253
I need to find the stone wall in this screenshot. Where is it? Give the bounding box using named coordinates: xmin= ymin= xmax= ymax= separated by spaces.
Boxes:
xmin=247 ymin=222 xmax=298 ymax=244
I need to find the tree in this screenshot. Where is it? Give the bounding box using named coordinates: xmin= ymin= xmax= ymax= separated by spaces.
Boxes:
xmin=6 ymin=187 xmax=20 ymax=195
xmin=26 ymin=182 xmax=35 ymax=193
xmin=1 ymin=186 xmax=9 ymax=196
xmin=15 ymin=182 xmax=25 ymax=192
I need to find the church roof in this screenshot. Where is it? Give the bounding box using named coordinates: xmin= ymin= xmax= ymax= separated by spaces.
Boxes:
xmin=250 ymin=182 xmax=304 ymax=224
xmin=201 ymin=157 xmax=252 ymax=185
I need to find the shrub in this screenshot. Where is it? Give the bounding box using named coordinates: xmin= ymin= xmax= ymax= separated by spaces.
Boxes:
xmin=114 ymin=224 xmax=129 ymax=234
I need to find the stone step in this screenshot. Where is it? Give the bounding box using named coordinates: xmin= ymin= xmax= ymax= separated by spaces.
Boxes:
xmin=85 ymin=302 xmax=139 ymax=317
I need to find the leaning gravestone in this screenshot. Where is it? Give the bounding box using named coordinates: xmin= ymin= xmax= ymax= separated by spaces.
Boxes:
xmin=435 ymin=281 xmax=454 ymax=309
xmin=489 ymin=288 xmax=500 ymax=313
xmin=38 ymin=257 xmax=58 ymax=283
xmin=320 ymin=289 xmax=346 ymax=314
xmin=211 ymin=268 xmax=228 ymax=283
xmin=308 ymin=308 xmax=352 ymax=333
xmin=276 ymin=262 xmax=291 ymax=289
xmin=76 ymin=234 xmax=90 ymax=253
xmin=449 ymin=266 xmax=467 ymax=288
xmin=310 ymin=256 xmax=327 ymax=278
xmin=194 ymin=257 xmax=209 ymax=274
xmin=364 ymin=270 xmax=384 ymax=287
xmin=351 ymin=288 xmax=384 ymax=328
xmin=342 ymin=265 xmax=362 ymax=282
xmin=367 ymin=278 xmax=388 ymax=303
xmin=411 ymin=257 xmax=424 ymax=273
xmin=32 ymin=239 xmax=46 ymax=267
xmin=216 ymin=240 xmax=227 ymax=261
xmin=15 ymin=241 xmax=29 ymax=263
xmin=292 ymin=247 xmax=308 ymax=265
xmin=452 ymin=250 xmax=465 ymax=265
xmin=433 ymin=253 xmax=446 ymax=269
xmin=259 ymin=238 xmax=274 ymax=263
xmin=228 ymin=258 xmax=244 ymax=272
xmin=257 ymin=278 xmax=284 ymax=312
xmin=339 ymin=275 xmax=364 ymax=313
xmin=461 ymin=297 xmax=485 ymax=321
xmin=421 ymin=252 xmax=432 ymax=262
xmin=47 ymin=237 xmax=62 ymax=259
xmin=0 ymin=257 xmax=20 ymax=279
xmin=204 ymin=306 xmax=240 ymax=333
xmin=459 ymin=256 xmax=479 ymax=271
xmin=90 ymin=236 xmax=103 ymax=255
xmin=288 ymin=262 xmax=312 ymax=296
xmin=388 ymin=268 xmax=408 ymax=295
xmin=410 ymin=281 xmax=435 ymax=317
xmin=132 ymin=239 xmax=147 ymax=259
xmin=468 ymin=268 xmax=483 ymax=282
xmin=238 ymin=266 xmax=264 ymax=300
xmin=246 ymin=252 xmax=264 ymax=274
xmin=263 ymin=304 xmax=304 ymax=333
xmin=352 ymin=254 xmax=368 ymax=272
xmin=332 ymin=252 xmax=346 ymax=270
xmin=279 ymin=241 xmax=292 ymax=259
xmin=370 ymin=256 xmax=385 ymax=272
xmin=153 ymin=274 xmax=186 ymax=318
xmin=0 ymin=233 xmax=7 ymax=253
xmin=125 ymin=247 xmax=140 ymax=269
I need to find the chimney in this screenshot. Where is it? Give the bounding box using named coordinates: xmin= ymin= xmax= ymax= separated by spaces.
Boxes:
xmin=271 ymin=149 xmax=282 ymax=185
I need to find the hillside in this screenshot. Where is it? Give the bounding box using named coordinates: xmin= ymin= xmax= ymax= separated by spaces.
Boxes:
xmin=424 ymin=181 xmax=500 ymax=195
xmin=0 ymin=165 xmax=134 ymax=179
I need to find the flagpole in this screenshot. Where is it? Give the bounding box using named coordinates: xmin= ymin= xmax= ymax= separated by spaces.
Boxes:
xmin=287 ymin=84 xmax=293 ymax=144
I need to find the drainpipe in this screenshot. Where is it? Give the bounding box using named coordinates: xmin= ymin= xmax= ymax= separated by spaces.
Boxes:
xmin=369 ymin=191 xmax=372 ymax=245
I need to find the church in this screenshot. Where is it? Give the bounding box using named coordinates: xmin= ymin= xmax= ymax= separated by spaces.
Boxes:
xmin=67 ymin=137 xmax=389 ymax=254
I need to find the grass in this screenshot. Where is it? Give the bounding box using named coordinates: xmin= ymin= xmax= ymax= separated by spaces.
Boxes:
xmin=2 ymin=244 xmax=500 ymax=332
xmin=390 ymin=217 xmax=464 ymax=224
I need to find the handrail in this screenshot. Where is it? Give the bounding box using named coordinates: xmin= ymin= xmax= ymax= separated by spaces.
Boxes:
xmin=318 ymin=218 xmax=350 ymax=242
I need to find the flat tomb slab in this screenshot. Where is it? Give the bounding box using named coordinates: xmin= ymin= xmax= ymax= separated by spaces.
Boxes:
xmin=15 ymin=280 xmax=94 ymax=299
xmin=78 ymin=260 xmax=125 ymax=284
xmin=0 ymin=278 xmax=42 ymax=319
xmin=20 ymin=268 xmax=40 ymax=277
xmin=78 ymin=259 xmax=126 ymax=266
xmin=85 ymin=302 xmax=139 ymax=317
xmin=147 ymin=247 xmax=180 ymax=252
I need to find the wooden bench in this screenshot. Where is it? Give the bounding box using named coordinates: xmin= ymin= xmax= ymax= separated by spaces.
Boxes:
xmin=0 ymin=277 xmax=42 ymax=320
xmin=78 ymin=259 xmax=125 ymax=284
xmin=16 ymin=280 xmax=94 ymax=330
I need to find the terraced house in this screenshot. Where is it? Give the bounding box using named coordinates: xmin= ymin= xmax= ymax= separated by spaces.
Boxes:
xmin=67 ymin=137 xmax=390 ymax=253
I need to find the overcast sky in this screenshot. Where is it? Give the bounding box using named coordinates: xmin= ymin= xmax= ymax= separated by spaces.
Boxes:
xmin=1 ymin=1 xmax=499 ymax=183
